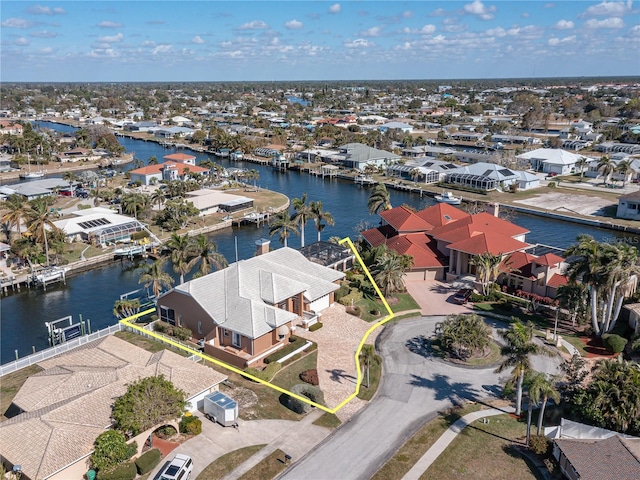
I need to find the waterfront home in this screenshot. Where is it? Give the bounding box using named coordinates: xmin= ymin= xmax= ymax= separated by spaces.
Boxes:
xmin=129 ymin=160 xmax=208 ymax=185
xmin=361 ymin=203 xmax=533 ymax=285
xmin=156 ymin=244 xmax=344 ymax=369
xmin=443 ymin=162 xmax=540 ymax=191
xmin=55 ymin=147 xmax=99 ymax=163
xmin=496 ymin=251 xmax=568 ymax=298
xmin=616 ymin=191 xmax=640 ymax=220
xmin=336 ymin=143 xmax=401 ymax=171
xmin=163 ymin=152 xmax=196 ymax=165
xmin=595 ymin=142 xmax=640 ymax=155
xmin=517 ymin=148 xmax=586 ymax=175
xmin=154 ymin=126 xmax=195 ymax=139
xmin=0 ymin=121 xmax=23 ymax=135
xmin=184 ymin=189 xmax=254 ymax=216
xmin=0 ymin=335 xmax=227 ymax=480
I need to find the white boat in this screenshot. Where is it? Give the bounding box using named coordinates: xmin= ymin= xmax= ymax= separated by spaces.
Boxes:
xmin=33 ymin=266 xmax=68 ymax=285
xmin=19 ymin=171 xmax=45 ymax=179
xmin=230 ymin=151 xmax=244 ymax=161
xmin=434 ymin=191 xmax=462 ymax=205
xmin=354 ymin=174 xmax=376 ymax=185
xmin=113 ymin=244 xmax=147 ymax=257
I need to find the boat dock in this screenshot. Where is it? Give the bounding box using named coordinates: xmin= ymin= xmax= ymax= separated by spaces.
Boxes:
xmin=233 ymin=210 xmax=272 ymax=227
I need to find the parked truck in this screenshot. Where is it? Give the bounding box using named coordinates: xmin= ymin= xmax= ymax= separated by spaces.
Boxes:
xmin=203 ymin=391 xmax=239 ymax=427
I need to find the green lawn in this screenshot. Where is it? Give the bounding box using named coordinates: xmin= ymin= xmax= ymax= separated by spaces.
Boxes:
xmin=371 ymin=404 xmax=482 ymax=480
xmin=238 ymin=449 xmax=288 ymax=480
xmin=1 ymin=365 xmax=43 ymax=421
xmin=390 ymin=293 xmax=421 ymax=313
xmin=196 ymin=445 xmax=266 ymax=480
xmin=270 ymin=351 xmax=318 ymax=392
xmin=114 ymin=330 xmax=190 ymax=356
xmin=423 ymin=413 xmax=539 ymax=480
xmin=313 ymin=412 xmax=342 ymax=429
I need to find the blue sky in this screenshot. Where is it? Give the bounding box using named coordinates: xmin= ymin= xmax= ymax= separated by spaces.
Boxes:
xmin=2 ymin=1 xmax=639 ymax=82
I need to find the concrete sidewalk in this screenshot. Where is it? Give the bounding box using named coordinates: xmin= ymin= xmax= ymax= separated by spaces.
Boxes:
xmin=401 ymin=407 xmax=515 ymax=480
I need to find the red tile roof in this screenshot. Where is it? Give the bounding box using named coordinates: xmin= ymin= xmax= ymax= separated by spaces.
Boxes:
xmin=547 ymin=273 xmax=569 ymax=288
xmin=416 ymin=203 xmax=470 ymax=227
xmin=163 ymin=153 xmax=196 ymax=162
xmin=361 ymin=225 xmax=397 ymax=247
xmin=501 ymin=251 xmax=536 ymax=278
xmin=447 ymin=231 xmax=530 ymax=256
xmin=380 ymin=206 xmax=434 ymax=233
xmin=534 ymin=253 xmax=564 ymax=266
xmin=384 ymin=234 xmax=446 ymax=268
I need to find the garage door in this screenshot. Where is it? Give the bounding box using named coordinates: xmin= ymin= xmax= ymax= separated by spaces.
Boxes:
xmin=405 ymin=270 xmax=438 ymax=281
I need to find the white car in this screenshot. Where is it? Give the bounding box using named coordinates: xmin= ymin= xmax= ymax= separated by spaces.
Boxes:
xmin=159 ymin=454 xmax=193 ymax=480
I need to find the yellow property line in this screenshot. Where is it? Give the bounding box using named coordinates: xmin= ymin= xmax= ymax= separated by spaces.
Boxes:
xmin=120 ymin=237 xmax=395 ymax=414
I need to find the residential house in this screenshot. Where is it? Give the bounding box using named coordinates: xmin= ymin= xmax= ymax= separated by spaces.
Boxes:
xmin=0 ymin=121 xmax=24 ymax=135
xmin=154 ymin=126 xmax=195 ymax=139
xmin=0 ymin=335 xmax=227 ymax=480
xmin=595 ymin=142 xmax=640 ymax=155
xmin=124 ymin=121 xmax=158 ymax=133
xmin=163 ymin=153 xmax=196 ymax=165
xmin=129 ymin=160 xmax=208 ymax=185
xmin=336 ymin=143 xmax=401 ymax=171
xmin=156 ymin=245 xmax=345 ymax=368
xmin=379 ymin=122 xmax=413 ymax=134
xmin=55 ymin=148 xmax=99 ymax=163
xmin=444 ymin=162 xmax=540 ymax=191
xmin=616 ymin=191 xmax=640 ymax=220
xmin=401 ymin=145 xmax=457 ymax=159
xmin=517 ymin=148 xmax=585 ymax=175
xmin=184 ymin=189 xmax=254 ymax=216
xmin=497 ymin=251 xmax=568 ymax=298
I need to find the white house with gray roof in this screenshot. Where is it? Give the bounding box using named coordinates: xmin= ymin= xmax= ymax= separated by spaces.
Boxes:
xmin=336 ymin=143 xmax=401 ymax=171
xmin=517 ymin=148 xmax=584 ymax=175
xmin=445 ymin=162 xmax=540 ymax=191
xmin=156 ymin=246 xmax=344 ymax=368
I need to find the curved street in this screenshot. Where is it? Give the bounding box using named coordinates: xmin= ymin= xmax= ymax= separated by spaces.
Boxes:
xmin=278 ymin=315 xmax=560 ymax=480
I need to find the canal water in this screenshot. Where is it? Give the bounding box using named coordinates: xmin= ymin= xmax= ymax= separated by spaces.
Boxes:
xmin=0 ymin=122 xmax=635 ymax=363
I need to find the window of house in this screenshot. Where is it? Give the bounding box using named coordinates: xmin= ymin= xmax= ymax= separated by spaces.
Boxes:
xmin=537 ymin=278 xmax=545 ymax=286
xmin=232 ymin=332 xmax=241 ymax=348
xmin=630 ymin=203 xmax=638 ymax=210
xmin=223 ymin=329 xmax=230 ymax=337
xmin=197 ymin=321 xmax=202 ymax=335
xmin=160 ymin=306 xmax=176 ymax=325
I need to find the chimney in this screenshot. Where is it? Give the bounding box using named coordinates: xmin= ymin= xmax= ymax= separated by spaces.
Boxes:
xmin=255 ymin=238 xmax=271 ymax=256
xmin=486 ymin=202 xmax=500 ymax=217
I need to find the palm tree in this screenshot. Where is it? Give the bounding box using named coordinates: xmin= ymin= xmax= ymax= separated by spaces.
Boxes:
xmin=409 ymin=168 xmax=422 ymax=183
xmin=360 ymin=344 xmax=380 ymax=388
xmin=603 ymin=242 xmax=639 ymax=333
xmin=139 ymin=259 xmax=174 ymax=298
xmin=367 ymin=183 xmax=392 ymax=215
xmin=1 ymin=194 xmax=29 ymax=239
xmin=269 ymin=210 xmax=299 ymax=248
xmin=576 ymin=156 xmax=589 ymax=182
xmin=495 ymin=321 xmax=554 ymax=416
xmin=470 ymin=252 xmax=503 ymax=296
xmin=62 ymin=171 xmax=76 ymax=192
xmin=187 ymin=234 xmax=228 ymax=278
xmin=373 ymin=250 xmax=408 ymax=298
xmin=292 ymin=194 xmax=313 ymax=247
xmin=556 ymin=282 xmax=588 ymax=328
xmin=310 ymin=200 xmax=335 ymax=242
xmin=597 ymin=156 xmax=615 ymax=185
xmin=530 ymin=373 xmax=560 ymax=435
xmin=26 ymin=198 xmax=59 ymax=267
xmin=615 ymin=160 xmax=631 ymax=187
xmin=121 ymin=193 xmax=147 ymax=219
xmin=112 ymin=298 xmax=141 ymax=319
xmin=150 ymin=189 xmax=165 ymax=210
xmin=166 ymin=233 xmax=194 ymax=284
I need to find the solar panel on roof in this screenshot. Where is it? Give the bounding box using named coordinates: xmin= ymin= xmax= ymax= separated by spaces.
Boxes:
xmin=481 ymin=169 xmax=494 ymax=177
xmin=498 ymin=168 xmax=514 ymax=176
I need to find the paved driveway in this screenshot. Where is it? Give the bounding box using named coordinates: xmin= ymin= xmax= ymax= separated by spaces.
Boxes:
xmin=404 ymin=279 xmax=474 ymax=316
xmin=279 ymin=316 xmax=560 ymax=480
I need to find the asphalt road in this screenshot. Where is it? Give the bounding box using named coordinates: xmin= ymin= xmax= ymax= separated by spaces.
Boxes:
xmin=279 ymin=315 xmax=560 ymax=480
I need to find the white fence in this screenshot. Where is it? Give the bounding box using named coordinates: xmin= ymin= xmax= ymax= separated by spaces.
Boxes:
xmin=0 ymin=323 xmax=123 ymax=377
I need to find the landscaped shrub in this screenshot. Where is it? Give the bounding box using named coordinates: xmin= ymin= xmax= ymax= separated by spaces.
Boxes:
xmin=130 ymin=230 xmax=150 ymax=241
xmin=264 ymin=340 xmax=311 ymax=364
xmin=334 ymin=283 xmax=350 ymax=302
xmin=244 ymin=362 xmax=283 ymax=381
xmin=134 ymin=448 xmax=161 ymax=475
xmin=171 ymin=326 xmax=192 ymax=341
xmin=602 ymin=334 xmax=628 ymax=354
xmin=470 ymin=293 xmax=485 ymax=303
xmin=179 ymin=415 xmax=202 ymax=435
xmin=153 ymin=321 xmax=169 ymax=333
xmin=338 ymin=288 xmax=363 ymax=307
xmin=285 ymin=384 xmax=325 ymax=414
xmin=309 ymin=322 xmax=323 ymax=332
xmin=529 ymin=435 xmax=551 ymax=455
xmin=289 ymin=335 xmax=299 ymax=343
xmin=96 ymin=462 xmax=137 ymax=480
xmin=299 ymin=369 xmax=319 ymax=386
xmin=346 ymin=306 xmax=361 ymax=317
xmin=156 ymin=425 xmax=177 ymax=438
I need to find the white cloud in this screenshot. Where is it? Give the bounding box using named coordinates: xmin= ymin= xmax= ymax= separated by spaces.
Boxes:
xmin=30 ymin=30 xmax=58 ymax=38
xmin=581 ymin=1 xmax=632 ymax=17
xmin=285 ymin=19 xmax=303 ymax=30
xmin=420 ymin=24 xmax=437 ymax=34
xmin=485 ymin=27 xmax=506 ymax=37
xmin=361 ymin=26 xmax=382 ymax=37
xmin=554 ymin=19 xmax=575 ymax=29
xmin=429 ymin=8 xmax=447 ymax=17
xmin=15 ymin=37 xmax=30 ymax=46
xmin=152 ymin=44 xmax=172 ymax=55
xmin=344 ymin=38 xmax=370 ymax=48
xmin=98 ymin=21 xmax=122 ymax=28
xmin=328 ymin=4 xmax=341 ymax=14
xmin=521 ymin=12 xmax=530 ymax=18
xmin=27 ymin=5 xmax=65 ymax=15
xmin=463 ymin=0 xmax=497 ymax=20
xmin=1 ymin=18 xmax=32 ymax=28
xmin=630 ymin=24 xmax=640 ymax=36
xmin=39 ymin=47 xmax=54 ymax=54
xmin=585 ymin=17 xmax=625 ymax=28
xmin=238 ymin=20 xmax=269 ymax=30
xmin=192 ymin=35 xmax=205 ymax=44
xmin=403 ymin=11 xmax=414 ymax=18
xmin=90 ymin=48 xmax=119 ymax=58
xmin=548 ymin=35 xmax=577 ymax=46
xmin=98 ymin=32 xmax=124 ymax=43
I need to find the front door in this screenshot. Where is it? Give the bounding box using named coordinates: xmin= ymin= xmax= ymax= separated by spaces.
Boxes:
xmin=232 ymin=332 xmax=241 ymax=348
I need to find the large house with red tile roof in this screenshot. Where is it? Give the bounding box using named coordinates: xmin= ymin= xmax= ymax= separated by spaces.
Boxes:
xmin=362 ymin=202 xmax=568 ymax=296
xmin=129 ymin=158 xmax=208 ymax=185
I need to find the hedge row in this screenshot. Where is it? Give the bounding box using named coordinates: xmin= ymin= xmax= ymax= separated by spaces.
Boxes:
xmin=179 ymin=415 xmax=202 ymax=435
xmin=135 ymin=449 xmax=161 ymax=475
xmin=96 ymin=462 xmax=137 ymax=480
xmin=264 ymin=337 xmax=302 ymax=364
xmin=244 ymin=362 xmax=282 ymax=382
xmin=309 ymin=322 xmax=323 ymax=332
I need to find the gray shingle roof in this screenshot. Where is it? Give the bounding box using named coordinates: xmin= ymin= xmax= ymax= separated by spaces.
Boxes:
xmin=171 ymin=247 xmax=344 ymax=339
xmin=555 ymin=436 xmax=640 ymax=480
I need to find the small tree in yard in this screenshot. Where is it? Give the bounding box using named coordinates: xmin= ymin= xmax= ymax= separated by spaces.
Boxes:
xmin=91 ymin=430 xmax=137 ymax=472
xmin=112 ymin=375 xmax=187 ymax=436
xmin=435 ymin=313 xmax=491 ymax=361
